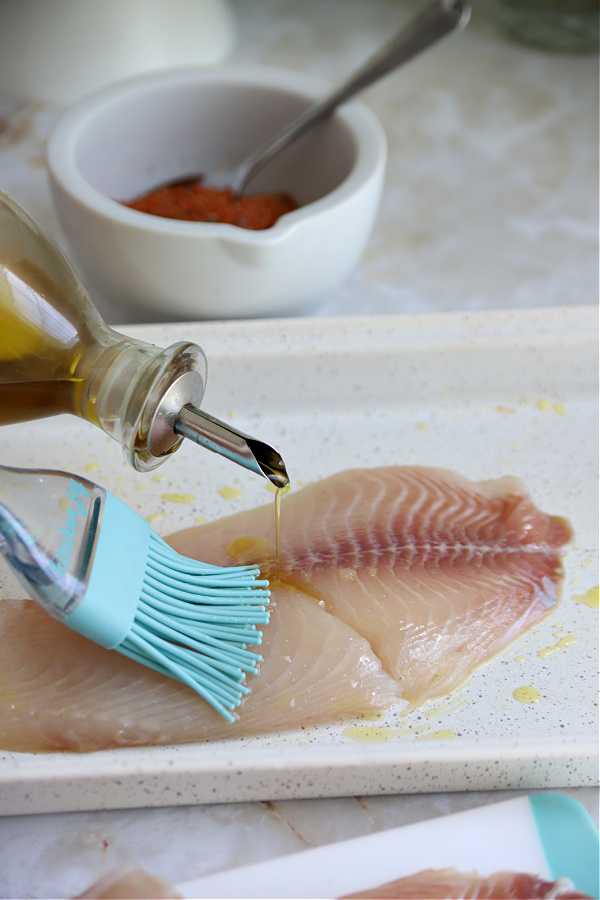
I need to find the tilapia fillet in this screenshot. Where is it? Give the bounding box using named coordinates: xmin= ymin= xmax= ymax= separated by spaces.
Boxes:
xmin=0 ymin=466 xmax=571 ymax=752
xmin=172 ymin=466 xmax=573 ymax=706
xmin=341 ymin=868 xmax=591 ymax=899
xmin=0 ymin=589 xmax=398 ymax=752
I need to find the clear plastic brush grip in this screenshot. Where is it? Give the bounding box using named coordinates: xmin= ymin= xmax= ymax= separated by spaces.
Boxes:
xmin=0 ymin=189 xmax=208 ymax=472
xmin=0 ymin=465 xmax=104 ymax=620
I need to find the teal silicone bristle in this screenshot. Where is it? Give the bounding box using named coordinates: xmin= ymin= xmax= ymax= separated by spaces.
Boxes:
xmin=118 ymin=533 xmax=271 ymax=722
xmin=63 ymin=488 xmax=272 ymax=724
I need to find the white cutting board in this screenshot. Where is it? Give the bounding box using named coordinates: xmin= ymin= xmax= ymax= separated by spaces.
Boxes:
xmin=178 ymin=794 xmax=600 ymax=899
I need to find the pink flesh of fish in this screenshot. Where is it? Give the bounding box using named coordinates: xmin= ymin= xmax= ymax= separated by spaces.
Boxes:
xmin=341 ymin=868 xmax=590 ymax=899
xmin=0 ymin=466 xmax=571 ymax=752
xmin=171 ymin=466 xmax=573 ymax=706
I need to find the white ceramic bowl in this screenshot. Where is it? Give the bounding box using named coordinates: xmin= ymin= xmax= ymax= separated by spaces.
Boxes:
xmin=46 ymin=65 xmax=387 ymax=320
xmin=0 ymin=0 xmax=235 ymax=102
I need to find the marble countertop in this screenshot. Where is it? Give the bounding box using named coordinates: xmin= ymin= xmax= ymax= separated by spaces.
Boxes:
xmin=0 ymin=0 xmax=597 ymax=325
xmin=0 ymin=1 xmax=597 ymax=898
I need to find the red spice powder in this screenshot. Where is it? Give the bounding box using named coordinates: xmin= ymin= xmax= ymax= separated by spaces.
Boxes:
xmin=124 ymin=179 xmax=298 ymax=230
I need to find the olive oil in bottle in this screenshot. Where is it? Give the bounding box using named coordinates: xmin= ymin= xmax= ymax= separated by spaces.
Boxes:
xmin=1 ymin=254 xmax=104 ymax=424
xmin=0 ymin=190 xmax=289 ymax=488
xmin=0 ymin=189 xmax=207 ymax=471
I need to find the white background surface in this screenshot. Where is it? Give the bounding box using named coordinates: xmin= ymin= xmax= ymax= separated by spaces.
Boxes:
xmin=0 ymin=1 xmax=598 ymax=897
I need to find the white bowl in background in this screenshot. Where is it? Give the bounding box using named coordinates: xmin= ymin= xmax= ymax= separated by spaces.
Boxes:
xmin=0 ymin=0 xmax=235 ymax=102
xmin=46 ymin=65 xmax=387 ymax=320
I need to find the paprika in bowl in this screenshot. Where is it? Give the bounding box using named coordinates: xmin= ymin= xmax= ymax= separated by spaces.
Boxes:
xmin=46 ymin=65 xmax=387 ymax=320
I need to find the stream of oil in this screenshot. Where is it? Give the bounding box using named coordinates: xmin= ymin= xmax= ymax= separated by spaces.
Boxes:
xmin=227 ymin=484 xmax=290 ymax=582
xmin=274 ymin=483 xmax=289 ymax=577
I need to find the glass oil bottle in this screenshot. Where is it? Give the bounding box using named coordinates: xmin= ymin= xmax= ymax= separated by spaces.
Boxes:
xmin=0 ymin=190 xmax=288 ymax=487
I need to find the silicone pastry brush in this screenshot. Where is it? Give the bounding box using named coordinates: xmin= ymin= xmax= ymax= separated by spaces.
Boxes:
xmin=0 ymin=465 xmax=270 ymax=722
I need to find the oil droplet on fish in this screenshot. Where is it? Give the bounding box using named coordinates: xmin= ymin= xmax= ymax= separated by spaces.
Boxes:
xmin=151 ymin=473 xmax=166 ymax=482
xmin=161 ymin=492 xmax=196 ymax=504
xmin=553 ymin=402 xmax=567 ymax=416
xmin=227 ymin=535 xmax=275 ymax=567
xmin=513 ymin=654 xmax=526 ymax=663
xmin=194 ymin=515 xmax=206 ymax=524
xmin=536 ymin=398 xmax=551 ymax=411
xmin=573 ymin=586 xmax=599 ymax=608
xmin=218 ymin=486 xmax=242 ymax=500
xmin=415 ymin=728 xmax=458 ymax=740
xmin=135 ymin=484 xmax=146 ymax=491
xmin=513 ymin=686 xmax=541 ymax=703
xmin=537 ymin=635 xmax=577 ymax=658
xmin=84 ymin=461 xmax=100 ymax=473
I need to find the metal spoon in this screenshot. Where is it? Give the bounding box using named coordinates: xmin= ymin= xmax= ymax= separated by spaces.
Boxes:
xmin=204 ymin=0 xmax=471 ymax=196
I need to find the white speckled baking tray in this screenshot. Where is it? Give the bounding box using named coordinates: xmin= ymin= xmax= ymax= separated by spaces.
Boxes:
xmin=0 ymin=308 xmax=598 ymax=815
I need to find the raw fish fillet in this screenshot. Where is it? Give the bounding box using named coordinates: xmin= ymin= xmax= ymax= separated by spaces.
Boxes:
xmin=171 ymin=466 xmax=573 ymax=706
xmin=76 ymin=867 xmax=180 ymax=899
xmin=341 ymin=868 xmax=591 ymax=898
xmin=0 ymin=465 xmax=571 ymax=752
xmin=0 ymin=587 xmax=399 ymax=752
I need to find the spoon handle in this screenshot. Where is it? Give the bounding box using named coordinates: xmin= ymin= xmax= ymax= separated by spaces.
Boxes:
xmin=235 ymin=0 xmax=471 ymax=194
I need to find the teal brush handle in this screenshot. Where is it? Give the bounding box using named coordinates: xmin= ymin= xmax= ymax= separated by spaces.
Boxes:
xmin=0 ymin=464 xmax=104 ymax=620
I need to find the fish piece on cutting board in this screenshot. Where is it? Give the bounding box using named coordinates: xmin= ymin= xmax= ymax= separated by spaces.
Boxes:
xmin=340 ymin=867 xmax=592 ymax=898
xmin=75 ymin=866 xmax=181 ymax=899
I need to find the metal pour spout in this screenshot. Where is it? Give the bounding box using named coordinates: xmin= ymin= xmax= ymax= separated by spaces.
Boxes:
xmin=175 ymin=405 xmax=289 ymax=489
